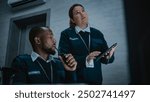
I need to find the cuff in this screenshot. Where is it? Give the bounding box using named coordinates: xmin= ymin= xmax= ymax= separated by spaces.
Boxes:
xmin=86 ymin=57 xmax=94 ymax=68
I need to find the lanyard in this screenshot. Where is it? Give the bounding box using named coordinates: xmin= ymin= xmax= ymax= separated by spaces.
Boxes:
xmin=78 ymin=32 xmax=91 ymax=53
xmin=36 ymin=60 xmax=53 ymax=83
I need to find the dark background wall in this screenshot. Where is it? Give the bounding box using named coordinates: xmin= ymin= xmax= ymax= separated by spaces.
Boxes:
xmin=124 ymin=0 xmax=150 ymax=84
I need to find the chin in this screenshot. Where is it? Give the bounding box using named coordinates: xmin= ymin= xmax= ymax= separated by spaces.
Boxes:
xmin=45 ymin=49 xmax=56 ymax=55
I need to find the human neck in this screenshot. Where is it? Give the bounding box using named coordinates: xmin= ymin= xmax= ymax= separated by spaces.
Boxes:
xmin=35 ymin=49 xmax=49 ymax=61
xmin=78 ymin=23 xmax=87 ymax=29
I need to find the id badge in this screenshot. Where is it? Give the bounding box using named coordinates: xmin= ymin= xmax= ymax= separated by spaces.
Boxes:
xmin=86 ymin=59 xmax=94 ymax=68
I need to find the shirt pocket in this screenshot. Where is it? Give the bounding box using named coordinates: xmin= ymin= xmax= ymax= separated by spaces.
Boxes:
xmin=28 ymin=70 xmax=44 ymax=82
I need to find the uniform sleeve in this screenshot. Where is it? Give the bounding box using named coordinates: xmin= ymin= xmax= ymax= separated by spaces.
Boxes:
xmin=11 ymin=57 xmax=28 ymax=84
xmin=58 ymin=31 xmax=71 ymax=54
xmin=58 ymin=31 xmax=79 ymax=83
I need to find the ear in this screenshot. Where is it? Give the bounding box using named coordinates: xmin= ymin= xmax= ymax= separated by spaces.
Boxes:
xmin=34 ymin=37 xmax=41 ymax=45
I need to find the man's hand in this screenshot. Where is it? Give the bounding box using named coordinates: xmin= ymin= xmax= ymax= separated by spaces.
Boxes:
xmin=59 ymin=54 xmax=77 ymax=71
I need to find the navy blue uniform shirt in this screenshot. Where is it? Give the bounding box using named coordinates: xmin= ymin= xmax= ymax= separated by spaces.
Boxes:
xmin=58 ymin=27 xmax=114 ymax=84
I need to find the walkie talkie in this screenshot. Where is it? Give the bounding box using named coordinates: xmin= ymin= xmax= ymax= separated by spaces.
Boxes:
xmin=55 ymin=47 xmax=68 ymax=64
xmin=59 ymin=53 xmax=68 ymax=64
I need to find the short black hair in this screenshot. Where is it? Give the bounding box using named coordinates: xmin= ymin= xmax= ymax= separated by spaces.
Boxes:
xmin=29 ymin=26 xmax=52 ymax=50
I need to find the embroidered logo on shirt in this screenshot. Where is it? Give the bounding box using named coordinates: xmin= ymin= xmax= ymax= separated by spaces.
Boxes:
xmin=69 ymin=37 xmax=79 ymax=40
xmin=28 ymin=71 xmax=41 ymax=75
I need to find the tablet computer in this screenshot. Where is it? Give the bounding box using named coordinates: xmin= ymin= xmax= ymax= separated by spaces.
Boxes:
xmin=96 ymin=43 xmax=117 ymax=62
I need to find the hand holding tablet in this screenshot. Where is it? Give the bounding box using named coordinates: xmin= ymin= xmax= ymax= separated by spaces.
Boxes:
xmin=96 ymin=43 xmax=117 ymax=62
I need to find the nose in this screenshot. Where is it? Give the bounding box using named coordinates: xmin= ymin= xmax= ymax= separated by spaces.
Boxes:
xmin=80 ymin=11 xmax=84 ymax=16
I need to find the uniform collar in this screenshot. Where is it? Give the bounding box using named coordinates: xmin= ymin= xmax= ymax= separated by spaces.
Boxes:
xmin=31 ymin=51 xmax=54 ymax=63
xmin=75 ymin=24 xmax=90 ymax=34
